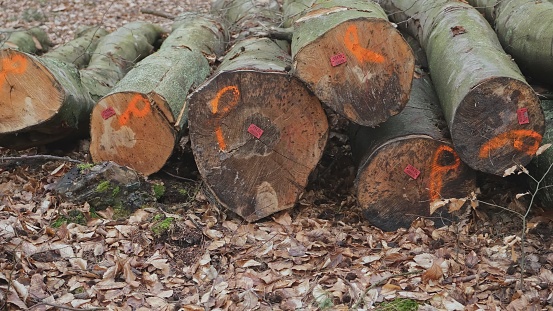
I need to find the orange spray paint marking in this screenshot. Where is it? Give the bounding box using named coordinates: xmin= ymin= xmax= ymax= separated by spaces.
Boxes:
xmin=210 ymin=85 xmax=241 ymax=151
xmin=0 ymin=54 xmax=28 ymax=88
xmin=429 ymin=145 xmax=461 ymax=202
xmin=479 ymin=129 xmax=542 ymax=158
xmin=344 ymin=25 xmax=385 ymax=64
xmin=118 ymin=94 xmax=151 ymax=125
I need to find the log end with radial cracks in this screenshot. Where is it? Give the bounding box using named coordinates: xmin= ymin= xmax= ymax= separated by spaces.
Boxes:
xmin=188 ymin=70 xmax=329 ymax=222
xmin=356 ymin=137 xmax=475 ymax=231
xmin=90 ymin=92 xmax=177 ymax=176
xmin=452 ymin=77 xmax=545 ymax=175
xmin=293 ymin=17 xmax=414 ymax=127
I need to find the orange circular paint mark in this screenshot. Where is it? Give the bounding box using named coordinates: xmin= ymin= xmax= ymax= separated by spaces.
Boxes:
xmin=118 ymin=94 xmax=151 ymax=126
xmin=344 ymin=25 xmax=385 ymax=64
xmin=479 ymin=129 xmax=542 ymax=158
xmin=210 ymin=85 xmax=241 ymax=151
xmin=0 ymin=54 xmax=28 ymax=88
xmin=429 ymin=145 xmax=461 ymax=202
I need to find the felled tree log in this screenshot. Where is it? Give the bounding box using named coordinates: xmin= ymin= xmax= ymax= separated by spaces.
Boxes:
xmin=0 ymin=28 xmax=52 ymax=53
xmin=0 ymin=22 xmax=162 ymax=149
xmin=529 ymin=100 xmax=553 ymax=207
xmin=188 ymin=37 xmax=329 ymax=221
xmin=467 ymin=0 xmax=553 ymax=85
xmin=378 ymin=0 xmax=545 ymax=176
xmin=90 ymin=14 xmax=227 ymax=176
xmin=350 ymin=36 xmax=475 ymax=231
xmin=284 ymin=0 xmax=414 ymax=126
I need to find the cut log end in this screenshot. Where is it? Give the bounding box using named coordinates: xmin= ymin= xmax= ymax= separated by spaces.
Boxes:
xmin=356 ymin=136 xmax=475 ymax=231
xmin=293 ymin=18 xmax=414 ymax=126
xmin=189 ymin=70 xmax=328 ymax=222
xmin=0 ymin=49 xmax=62 ymax=133
xmin=452 ymin=77 xmax=545 ymax=175
xmin=90 ymin=92 xmax=177 ymax=176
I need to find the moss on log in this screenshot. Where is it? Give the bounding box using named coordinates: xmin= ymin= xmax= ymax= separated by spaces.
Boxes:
xmin=188 ymin=37 xmax=328 ymax=221
xmin=285 ymin=0 xmax=414 ymax=126
xmin=467 ymin=0 xmax=553 ymax=85
xmin=0 ymin=27 xmax=52 ymax=53
xmin=350 ymin=36 xmax=475 ymax=231
xmin=529 ymin=100 xmax=553 ymax=207
xmin=90 ymin=14 xmax=227 ymax=176
xmin=378 ymin=0 xmax=545 ymax=176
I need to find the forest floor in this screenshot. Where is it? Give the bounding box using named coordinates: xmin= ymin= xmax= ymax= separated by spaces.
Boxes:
xmin=1 ymin=1 xmax=553 ymax=310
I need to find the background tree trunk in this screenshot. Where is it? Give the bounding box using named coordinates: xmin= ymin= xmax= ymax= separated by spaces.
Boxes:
xmin=378 ymin=0 xmax=545 ymax=176
xmin=467 ymin=0 xmax=553 ymax=86
xmin=0 ymin=27 xmax=52 ymax=53
xmin=285 ymin=0 xmax=414 ymax=126
xmin=0 ymin=22 xmax=162 ymax=149
xmin=89 ymin=14 xmax=227 ymax=176
xmin=350 ymin=35 xmax=475 ymax=231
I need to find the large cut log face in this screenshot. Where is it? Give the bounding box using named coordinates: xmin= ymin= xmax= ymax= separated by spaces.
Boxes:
xmin=452 ymin=77 xmax=544 ymax=175
xmin=293 ymin=18 xmax=414 ymax=126
xmin=189 ymin=71 xmax=328 ymax=221
xmin=90 ymin=92 xmax=177 ymax=176
xmin=357 ymin=137 xmax=474 ymax=231
xmin=0 ymin=50 xmax=62 ymax=134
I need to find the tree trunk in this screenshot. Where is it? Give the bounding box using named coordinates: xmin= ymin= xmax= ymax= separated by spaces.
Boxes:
xmin=188 ymin=37 xmax=329 ymax=222
xmin=378 ymin=0 xmax=545 ymax=176
xmin=467 ymin=0 xmax=553 ymax=86
xmin=350 ymin=35 xmax=475 ymax=231
xmin=284 ymin=0 xmax=415 ymax=126
xmin=0 ymin=28 xmax=52 ymax=53
xmin=90 ymin=14 xmax=227 ymax=176
xmin=530 ymin=100 xmax=553 ymax=207
xmin=0 ymin=22 xmax=162 ymax=150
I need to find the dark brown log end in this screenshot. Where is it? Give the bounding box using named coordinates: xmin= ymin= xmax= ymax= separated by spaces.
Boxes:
xmin=90 ymin=92 xmax=177 ymax=176
xmin=452 ymin=77 xmax=545 ymax=175
xmin=293 ymin=18 xmax=414 ymax=126
xmin=0 ymin=49 xmax=62 ymax=134
xmin=356 ymin=137 xmax=475 ymax=231
xmin=189 ymin=71 xmax=328 ymax=221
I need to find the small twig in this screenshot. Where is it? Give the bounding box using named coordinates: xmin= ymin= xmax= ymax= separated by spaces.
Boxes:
xmin=0 ymin=155 xmax=83 ymax=163
xmin=140 ymin=8 xmax=176 ymax=20
xmin=351 ymin=270 xmax=423 ymax=309
xmin=28 ymin=301 xmax=106 ymax=310
xmin=161 ymin=169 xmax=197 ymax=182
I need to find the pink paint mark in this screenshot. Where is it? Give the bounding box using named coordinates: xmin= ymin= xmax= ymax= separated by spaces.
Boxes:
xmin=517 ymin=108 xmax=529 ymax=125
xmin=404 ymin=164 xmax=421 ymax=179
xmin=330 ymin=53 xmax=347 ymax=67
xmin=248 ymin=124 xmax=264 ymax=139
xmin=101 ymin=107 xmax=116 ymax=120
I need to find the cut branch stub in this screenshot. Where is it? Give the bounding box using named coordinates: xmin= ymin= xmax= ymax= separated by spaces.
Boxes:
xmin=289 ymin=0 xmax=414 ymax=126
xmin=188 ymin=38 xmax=328 ymax=221
xmin=0 ymin=28 xmax=52 ymax=53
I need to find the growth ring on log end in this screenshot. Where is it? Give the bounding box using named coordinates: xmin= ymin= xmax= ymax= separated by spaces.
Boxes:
xmin=356 ymin=136 xmax=475 ymax=231
xmin=90 ymin=92 xmax=177 ymax=176
xmin=451 ymin=77 xmax=544 ymax=175
xmin=292 ymin=16 xmax=414 ymax=126
xmin=188 ymin=71 xmax=328 ymax=221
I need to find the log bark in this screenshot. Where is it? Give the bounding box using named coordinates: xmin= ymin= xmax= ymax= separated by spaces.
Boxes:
xmin=467 ymin=0 xmax=553 ymax=86
xmin=0 ymin=28 xmax=52 ymax=53
xmin=284 ymin=0 xmax=415 ymax=126
xmin=90 ymin=14 xmax=227 ymax=176
xmin=530 ymin=100 xmax=553 ymax=207
xmin=350 ymin=36 xmax=475 ymax=231
xmin=378 ymin=0 xmax=545 ymax=176
xmin=188 ymin=37 xmax=329 ymax=222
xmin=0 ymin=22 xmax=162 ymax=149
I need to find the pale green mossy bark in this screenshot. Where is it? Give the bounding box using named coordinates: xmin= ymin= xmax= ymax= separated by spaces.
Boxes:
xmin=0 ymin=27 xmax=52 ymax=53
xmin=467 ymin=0 xmax=553 ymax=85
xmin=90 ymin=14 xmax=227 ymax=176
xmin=530 ymin=100 xmax=553 ymax=207
xmin=350 ymin=35 xmax=475 ymax=231
xmin=379 ymin=0 xmax=545 ymax=175
xmin=42 ymin=27 xmax=109 ymax=68
xmin=285 ymin=0 xmax=414 ymax=126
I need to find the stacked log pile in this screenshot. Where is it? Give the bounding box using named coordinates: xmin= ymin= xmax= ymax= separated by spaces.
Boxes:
xmin=2 ymin=0 xmax=553 ymax=228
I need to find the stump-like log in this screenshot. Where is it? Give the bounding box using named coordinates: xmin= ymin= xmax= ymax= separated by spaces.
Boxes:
xmin=467 ymin=0 xmax=553 ymax=85
xmin=378 ymin=0 xmax=545 ymax=176
xmin=529 ymin=100 xmax=553 ymax=207
xmin=350 ymin=36 xmax=475 ymax=231
xmin=90 ymin=14 xmax=227 ymax=176
xmin=188 ymin=37 xmax=328 ymax=221
xmin=0 ymin=22 xmax=162 ymax=149
xmin=284 ymin=0 xmax=414 ymax=126
xmin=0 ymin=28 xmax=52 ymax=53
